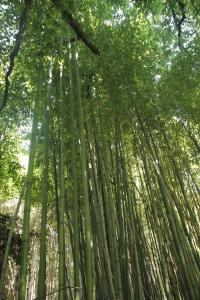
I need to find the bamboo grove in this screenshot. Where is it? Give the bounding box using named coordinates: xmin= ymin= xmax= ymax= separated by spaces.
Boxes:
xmin=0 ymin=1 xmax=200 ymax=299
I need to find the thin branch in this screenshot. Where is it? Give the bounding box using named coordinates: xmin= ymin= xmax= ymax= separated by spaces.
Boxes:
xmin=51 ymin=0 xmax=100 ymax=55
xmin=170 ymin=0 xmax=186 ymax=49
xmin=33 ymin=285 xmax=82 ymax=299
xmin=0 ymin=0 xmax=32 ymax=113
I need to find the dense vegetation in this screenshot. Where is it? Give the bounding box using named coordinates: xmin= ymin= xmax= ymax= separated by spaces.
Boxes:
xmin=0 ymin=0 xmax=200 ymax=299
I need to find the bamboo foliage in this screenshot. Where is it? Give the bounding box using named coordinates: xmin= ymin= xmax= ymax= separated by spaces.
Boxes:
xmin=1 ymin=18 xmax=200 ymax=300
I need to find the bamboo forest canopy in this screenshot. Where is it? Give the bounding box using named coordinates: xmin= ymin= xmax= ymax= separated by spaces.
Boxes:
xmin=0 ymin=0 xmax=200 ymax=299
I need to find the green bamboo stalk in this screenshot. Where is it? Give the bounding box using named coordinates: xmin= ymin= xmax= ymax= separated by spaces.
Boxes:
xmin=119 ymin=147 xmax=144 ymax=299
xmin=18 ymin=87 xmax=40 ymax=300
xmin=87 ymin=125 xmax=116 ymax=299
xmin=99 ymin=128 xmax=123 ymax=300
xmin=127 ymin=83 xmax=200 ymax=299
xmin=58 ymin=61 xmax=66 ymax=300
xmin=139 ymin=152 xmax=173 ymax=299
xmin=0 ymin=183 xmax=25 ymax=297
xmin=88 ymin=98 xmax=118 ymax=299
xmin=75 ymin=37 xmax=93 ymax=300
xmin=68 ymin=41 xmax=80 ymax=300
xmin=37 ymin=63 xmax=52 ymax=299
xmin=1 ymin=109 xmax=44 ymax=297
xmin=52 ymin=133 xmax=60 ymax=242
